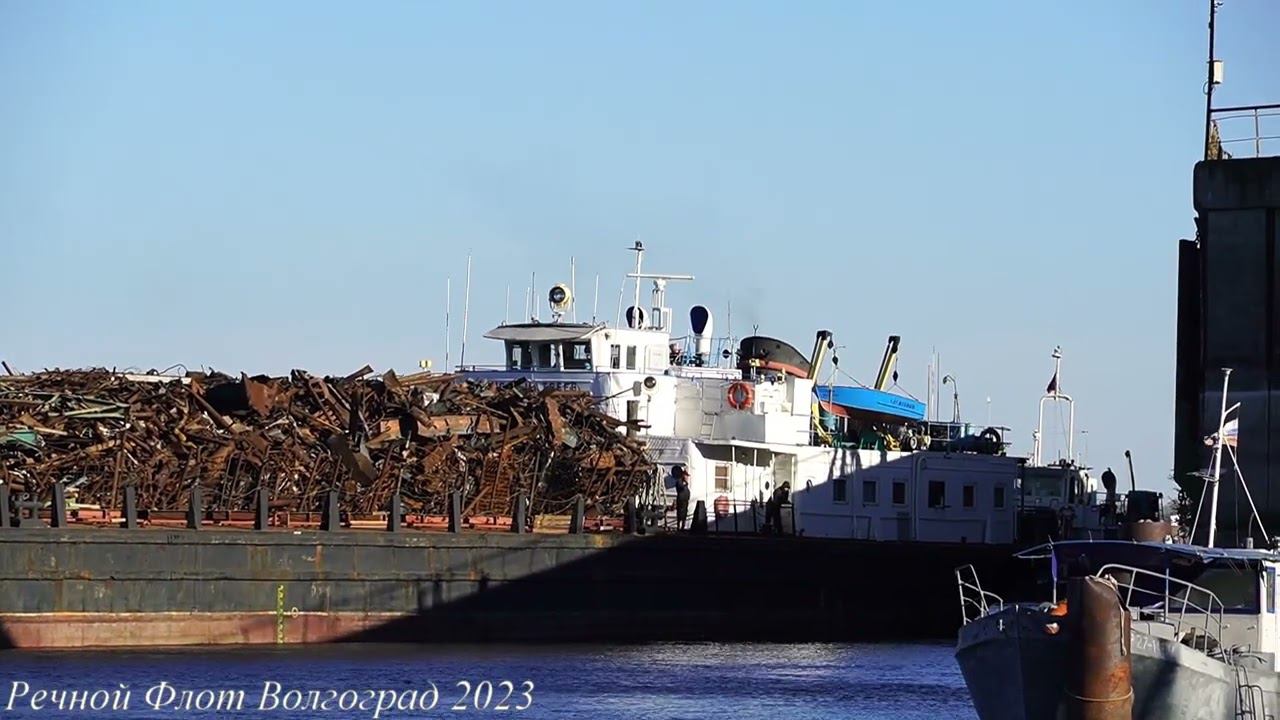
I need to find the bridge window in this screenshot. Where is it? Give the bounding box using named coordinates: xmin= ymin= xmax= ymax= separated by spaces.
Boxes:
xmin=962 ymin=485 xmax=975 ymax=508
xmin=610 ymin=344 xmax=622 ymax=370
xmin=625 ymin=346 xmax=638 ymax=370
xmin=536 ymin=343 xmax=557 ymax=369
xmin=714 ymin=464 xmax=731 ymax=492
xmin=508 ymin=343 xmax=533 ymax=370
xmin=994 ymin=486 xmax=1006 ymax=509
xmin=862 ymin=480 xmax=877 ymax=505
xmin=928 ymin=481 xmax=946 ymax=508
xmin=892 ymin=481 xmax=906 ymax=505
xmin=833 ymin=476 xmax=848 ymax=503
xmin=564 ymin=342 xmax=592 ymax=370
xmin=1269 ymin=567 xmax=1276 ymax=614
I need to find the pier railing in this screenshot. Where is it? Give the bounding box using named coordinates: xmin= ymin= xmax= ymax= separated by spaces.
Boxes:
xmin=1094 ymin=563 xmax=1226 ymax=653
xmin=1210 ymin=104 xmax=1280 ymax=159
xmin=956 ymin=564 xmax=1004 ymax=625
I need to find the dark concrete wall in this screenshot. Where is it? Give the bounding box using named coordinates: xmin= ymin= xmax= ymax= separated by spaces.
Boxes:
xmin=1177 ymin=158 xmax=1280 ymax=544
xmin=0 ymin=529 xmax=1022 ymax=646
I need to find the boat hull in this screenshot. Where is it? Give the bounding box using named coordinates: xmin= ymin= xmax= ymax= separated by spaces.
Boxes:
xmin=957 ymin=606 xmax=1240 ymax=720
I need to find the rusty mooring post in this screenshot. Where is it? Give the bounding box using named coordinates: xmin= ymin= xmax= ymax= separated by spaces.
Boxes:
xmin=254 ymin=487 xmax=269 ymax=531
xmin=1066 ymin=575 xmax=1133 ymax=720
xmin=569 ymin=494 xmax=585 ymax=534
xmin=623 ymin=497 xmax=638 ymax=534
xmin=322 ymin=489 xmax=340 ymax=531
xmin=448 ymin=490 xmax=462 ymax=533
xmin=122 ymin=485 xmax=138 ymax=529
xmin=511 ymin=491 xmax=528 ymax=533
xmin=0 ymin=485 xmax=11 ymax=529
xmin=186 ymin=486 xmax=202 ymax=530
xmin=386 ymin=492 xmax=401 ymax=533
xmin=50 ymin=482 xmax=67 ymax=528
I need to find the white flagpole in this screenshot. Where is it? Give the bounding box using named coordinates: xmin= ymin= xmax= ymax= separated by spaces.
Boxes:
xmin=1207 ymin=367 xmax=1233 ymax=548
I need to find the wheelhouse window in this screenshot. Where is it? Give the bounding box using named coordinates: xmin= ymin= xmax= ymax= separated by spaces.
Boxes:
xmin=892 ymin=481 xmax=906 ymax=505
xmin=625 ymin=346 xmax=638 ymax=370
xmin=564 ymin=342 xmax=592 ymax=370
xmin=610 ymin=344 xmax=622 ymax=370
xmin=714 ymin=465 xmax=731 ymax=492
xmin=962 ymin=485 xmax=975 ymax=508
xmin=507 ymin=342 xmax=533 ymax=370
xmin=928 ymin=481 xmax=946 ymax=508
xmin=536 ymin=343 xmax=556 ymax=369
xmin=994 ymin=486 xmax=1006 ymax=509
xmin=1268 ymin=567 xmax=1276 ymax=614
xmin=862 ymin=480 xmax=877 ymax=505
xmin=833 ymin=476 xmax=848 ymax=503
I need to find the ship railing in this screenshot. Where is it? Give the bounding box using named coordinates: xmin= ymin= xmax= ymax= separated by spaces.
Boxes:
xmin=1209 ymin=103 xmax=1280 ymax=159
xmin=956 ymin=564 xmax=1004 ymax=625
xmin=1094 ymin=563 xmax=1226 ymax=654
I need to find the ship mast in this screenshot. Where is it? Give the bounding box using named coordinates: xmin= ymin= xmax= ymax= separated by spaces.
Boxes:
xmin=1206 ymin=368 xmax=1232 ymax=548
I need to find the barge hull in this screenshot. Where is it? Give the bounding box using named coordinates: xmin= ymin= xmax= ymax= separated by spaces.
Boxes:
xmin=0 ymin=529 xmax=1023 ymax=649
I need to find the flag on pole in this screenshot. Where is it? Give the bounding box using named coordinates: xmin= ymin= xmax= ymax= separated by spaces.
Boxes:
xmin=1046 ymin=369 xmax=1058 ymax=395
xmin=1223 ymin=418 xmax=1239 ymax=448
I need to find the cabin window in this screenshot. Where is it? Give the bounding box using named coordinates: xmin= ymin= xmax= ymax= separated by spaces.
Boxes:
xmin=994 ymin=486 xmax=1006 ymax=509
xmin=862 ymin=480 xmax=877 ymax=505
xmin=892 ymin=481 xmax=906 ymax=505
xmin=928 ymin=480 xmax=946 ymax=508
xmin=714 ymin=464 xmax=731 ymax=492
xmin=564 ymin=342 xmax=592 ymax=370
xmin=625 ymin=346 xmax=638 ymax=370
xmin=610 ymin=344 xmax=622 ymax=370
xmin=1269 ymin=568 xmax=1276 ymax=614
xmin=833 ymin=476 xmax=848 ymax=503
xmin=508 ymin=343 xmax=531 ymax=370
xmin=962 ymin=485 xmax=975 ymax=508
xmin=536 ymin=343 xmax=557 ymax=369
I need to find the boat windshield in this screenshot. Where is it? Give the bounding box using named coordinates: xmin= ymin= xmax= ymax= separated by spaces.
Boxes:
xmin=1170 ymin=566 xmax=1259 ymax=613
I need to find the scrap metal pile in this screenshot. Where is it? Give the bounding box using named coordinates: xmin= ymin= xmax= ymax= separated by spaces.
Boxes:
xmin=0 ymin=368 xmax=653 ymax=520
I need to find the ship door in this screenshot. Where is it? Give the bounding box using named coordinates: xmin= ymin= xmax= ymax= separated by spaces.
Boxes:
xmin=1265 ymin=565 xmax=1279 ymax=671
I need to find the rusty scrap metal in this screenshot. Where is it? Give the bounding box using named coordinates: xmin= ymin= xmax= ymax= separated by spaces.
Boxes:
xmin=0 ymin=369 xmax=653 ymax=522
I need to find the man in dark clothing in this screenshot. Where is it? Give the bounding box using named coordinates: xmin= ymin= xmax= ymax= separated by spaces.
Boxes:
xmin=765 ymin=482 xmax=790 ymax=534
xmin=673 ymin=465 xmax=691 ymax=530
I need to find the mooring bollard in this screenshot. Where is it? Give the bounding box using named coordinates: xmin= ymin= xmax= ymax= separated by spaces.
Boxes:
xmin=255 ymin=487 xmax=270 ymax=531
xmin=511 ymin=491 xmax=528 ymax=534
xmin=122 ymin=485 xmax=139 ymax=529
xmin=569 ymin=494 xmax=585 ymax=534
xmin=187 ymin=486 xmax=202 ymax=530
xmin=0 ymin=485 xmax=11 ymax=529
xmin=386 ymin=493 xmax=402 ymax=533
xmin=623 ymin=498 xmax=638 ymax=534
xmin=690 ymin=500 xmax=708 ymax=534
xmin=50 ymin=482 xmax=67 ymax=528
xmin=448 ymin=490 xmax=462 ymax=533
xmin=322 ymin=489 xmax=340 ymax=531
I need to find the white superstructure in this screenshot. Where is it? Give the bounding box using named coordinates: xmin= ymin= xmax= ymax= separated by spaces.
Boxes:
xmin=463 ymin=244 xmax=1020 ymax=543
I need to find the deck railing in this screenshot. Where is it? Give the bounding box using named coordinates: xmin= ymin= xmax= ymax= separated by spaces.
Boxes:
xmin=1094 ymin=563 xmax=1226 ymax=653
xmin=956 ymin=564 xmax=1004 ymax=625
xmin=1210 ymin=103 xmax=1280 ymax=159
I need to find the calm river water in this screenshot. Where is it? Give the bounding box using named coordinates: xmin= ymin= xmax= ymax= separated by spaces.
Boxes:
xmin=0 ymin=642 xmax=975 ymax=719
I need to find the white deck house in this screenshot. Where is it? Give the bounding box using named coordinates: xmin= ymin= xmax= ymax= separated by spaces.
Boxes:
xmin=463 ymin=250 xmax=1019 ymax=543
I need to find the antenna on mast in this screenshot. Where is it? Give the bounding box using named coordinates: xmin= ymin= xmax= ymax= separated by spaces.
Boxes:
xmin=570 ymin=256 xmax=577 ymax=323
xmin=444 ymin=277 xmax=452 ymax=372
xmin=459 ymin=254 xmax=472 ymax=367
xmin=592 ymin=274 xmax=600 ymax=323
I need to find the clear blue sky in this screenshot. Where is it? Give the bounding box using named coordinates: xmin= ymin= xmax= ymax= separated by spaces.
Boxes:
xmin=3 ymin=1 xmax=1278 ymax=489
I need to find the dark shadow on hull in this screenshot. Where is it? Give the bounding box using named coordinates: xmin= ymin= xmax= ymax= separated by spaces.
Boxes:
xmin=338 ymin=534 xmax=1026 ymax=644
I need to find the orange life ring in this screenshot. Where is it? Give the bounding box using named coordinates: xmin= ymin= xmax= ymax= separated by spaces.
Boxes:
xmin=726 ymin=381 xmax=754 ymax=410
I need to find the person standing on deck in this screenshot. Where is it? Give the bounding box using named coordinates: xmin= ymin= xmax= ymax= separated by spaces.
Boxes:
xmin=673 ymin=465 xmax=691 ymax=530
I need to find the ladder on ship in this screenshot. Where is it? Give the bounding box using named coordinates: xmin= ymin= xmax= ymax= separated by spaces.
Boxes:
xmin=1236 ymin=662 xmax=1271 ymax=720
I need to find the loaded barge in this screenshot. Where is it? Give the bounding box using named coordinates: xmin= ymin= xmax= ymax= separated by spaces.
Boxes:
xmin=2 ymin=245 xmax=1124 ymax=649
